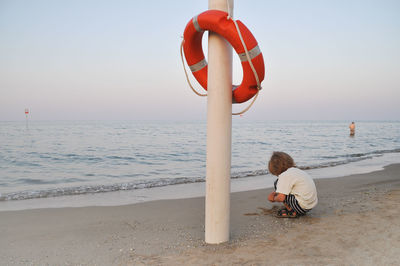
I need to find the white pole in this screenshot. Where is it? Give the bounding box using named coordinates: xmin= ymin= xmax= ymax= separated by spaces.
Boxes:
xmin=205 ymin=0 xmax=233 ymax=244
xmin=25 ymin=108 xmax=29 ymax=130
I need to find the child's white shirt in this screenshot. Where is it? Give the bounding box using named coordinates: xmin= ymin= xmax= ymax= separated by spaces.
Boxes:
xmin=276 ymin=167 xmax=318 ymax=209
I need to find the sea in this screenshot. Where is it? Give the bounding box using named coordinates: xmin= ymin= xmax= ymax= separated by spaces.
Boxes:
xmin=1 ymin=120 xmax=399 ymax=211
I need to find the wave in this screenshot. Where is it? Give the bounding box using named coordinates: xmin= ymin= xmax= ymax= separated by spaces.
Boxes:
xmin=1 ymin=148 xmax=399 ymax=202
xmin=299 ymin=148 xmax=400 ymax=170
xmin=0 ymin=177 xmax=205 ymax=201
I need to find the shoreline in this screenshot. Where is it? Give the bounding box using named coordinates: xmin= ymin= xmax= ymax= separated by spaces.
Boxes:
xmin=1 ymin=164 xmax=399 ymax=265
xmin=1 ymin=152 xmax=399 ymax=212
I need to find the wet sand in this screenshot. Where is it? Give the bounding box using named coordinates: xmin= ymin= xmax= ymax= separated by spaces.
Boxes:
xmin=1 ymin=164 xmax=399 ymax=265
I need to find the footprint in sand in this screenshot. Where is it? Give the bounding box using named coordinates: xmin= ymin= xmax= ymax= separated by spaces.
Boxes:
xmin=244 ymin=206 xmax=280 ymax=216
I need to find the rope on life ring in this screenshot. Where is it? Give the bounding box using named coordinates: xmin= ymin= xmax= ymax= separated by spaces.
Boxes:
xmin=180 ymin=39 xmax=207 ymax=97
xmin=180 ymin=9 xmax=265 ymax=115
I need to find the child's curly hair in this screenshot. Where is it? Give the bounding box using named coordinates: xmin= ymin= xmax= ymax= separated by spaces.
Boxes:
xmin=268 ymin=151 xmax=295 ymax=176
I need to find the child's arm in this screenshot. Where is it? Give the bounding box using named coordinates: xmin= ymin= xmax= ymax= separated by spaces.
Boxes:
xmin=268 ymin=192 xmax=286 ymax=203
xmin=267 ymin=192 xmax=276 ymax=202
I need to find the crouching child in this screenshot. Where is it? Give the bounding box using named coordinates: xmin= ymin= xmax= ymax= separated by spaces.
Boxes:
xmin=267 ymin=151 xmax=318 ymax=218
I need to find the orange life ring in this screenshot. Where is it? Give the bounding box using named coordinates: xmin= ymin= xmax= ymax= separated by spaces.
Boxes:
xmin=183 ymin=10 xmax=265 ymax=104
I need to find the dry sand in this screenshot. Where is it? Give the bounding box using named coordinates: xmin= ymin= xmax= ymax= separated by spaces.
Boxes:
xmin=0 ymin=164 xmax=399 ymax=265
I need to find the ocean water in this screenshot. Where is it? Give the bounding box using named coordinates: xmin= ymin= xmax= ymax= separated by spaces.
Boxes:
xmin=0 ymin=120 xmax=399 ymax=203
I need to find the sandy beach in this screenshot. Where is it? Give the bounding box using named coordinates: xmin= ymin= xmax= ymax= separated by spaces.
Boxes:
xmin=1 ymin=164 xmax=399 ymax=265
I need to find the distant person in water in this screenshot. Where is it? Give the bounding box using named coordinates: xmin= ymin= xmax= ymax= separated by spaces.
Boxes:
xmin=267 ymin=152 xmax=318 ymax=218
xmin=349 ymin=122 xmax=355 ymax=136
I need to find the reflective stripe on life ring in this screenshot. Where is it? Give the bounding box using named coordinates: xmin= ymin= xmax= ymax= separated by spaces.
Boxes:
xmin=182 ymin=10 xmax=265 ymax=103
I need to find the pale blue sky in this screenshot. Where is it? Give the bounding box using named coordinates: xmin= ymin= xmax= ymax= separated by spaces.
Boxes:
xmin=1 ymin=0 xmax=399 ymax=121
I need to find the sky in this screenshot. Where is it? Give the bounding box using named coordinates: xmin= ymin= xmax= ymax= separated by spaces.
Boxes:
xmin=0 ymin=0 xmax=399 ymax=121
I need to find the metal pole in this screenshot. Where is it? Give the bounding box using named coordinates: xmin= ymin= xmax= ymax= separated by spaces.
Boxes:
xmin=205 ymin=0 xmax=233 ymax=244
